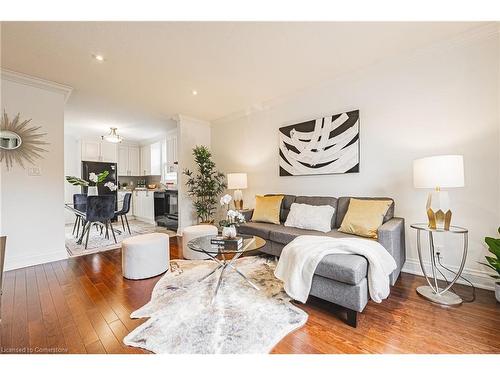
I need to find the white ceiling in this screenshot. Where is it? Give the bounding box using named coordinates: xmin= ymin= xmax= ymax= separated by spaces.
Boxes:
xmin=1 ymin=21 xmax=486 ymax=139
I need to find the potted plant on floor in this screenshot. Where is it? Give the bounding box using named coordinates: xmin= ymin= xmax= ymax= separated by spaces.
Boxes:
xmin=481 ymin=228 xmax=500 ymax=302
xmin=183 ymin=145 xmax=226 ymax=224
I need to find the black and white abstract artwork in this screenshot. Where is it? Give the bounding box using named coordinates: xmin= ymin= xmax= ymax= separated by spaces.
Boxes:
xmin=279 ymin=110 xmax=360 ymax=176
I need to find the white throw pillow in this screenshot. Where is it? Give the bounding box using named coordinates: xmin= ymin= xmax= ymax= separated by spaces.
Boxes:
xmin=284 ymin=203 xmax=335 ymax=233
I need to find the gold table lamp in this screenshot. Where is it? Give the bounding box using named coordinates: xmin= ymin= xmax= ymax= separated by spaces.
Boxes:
xmin=227 ymin=173 xmax=247 ymax=210
xmin=413 ymin=155 xmax=464 ymax=230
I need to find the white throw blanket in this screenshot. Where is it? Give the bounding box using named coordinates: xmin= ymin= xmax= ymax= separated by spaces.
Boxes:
xmin=274 ymin=235 xmax=397 ymax=303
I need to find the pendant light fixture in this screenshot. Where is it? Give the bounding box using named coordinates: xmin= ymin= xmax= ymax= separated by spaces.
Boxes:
xmin=102 ymin=127 xmax=123 ymax=143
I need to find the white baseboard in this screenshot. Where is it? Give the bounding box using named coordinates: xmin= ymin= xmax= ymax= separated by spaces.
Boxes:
xmin=4 ymin=249 xmax=68 ymax=271
xmin=402 ymin=258 xmax=495 ymax=291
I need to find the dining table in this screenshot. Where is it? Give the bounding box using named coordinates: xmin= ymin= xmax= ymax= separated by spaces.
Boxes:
xmin=65 ymin=203 xmax=122 ymax=245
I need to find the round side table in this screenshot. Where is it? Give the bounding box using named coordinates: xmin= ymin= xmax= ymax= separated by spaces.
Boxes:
xmin=410 ymin=223 xmax=468 ymax=306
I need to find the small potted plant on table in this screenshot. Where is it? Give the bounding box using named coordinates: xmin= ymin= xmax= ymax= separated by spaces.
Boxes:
xmin=481 ymin=228 xmax=500 ymax=302
xmin=66 ymin=170 xmax=112 ymax=195
xmin=219 ymin=194 xmax=246 ymax=239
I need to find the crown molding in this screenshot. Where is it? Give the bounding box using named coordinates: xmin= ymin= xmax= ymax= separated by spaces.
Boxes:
xmin=213 ymin=22 xmax=500 ymax=126
xmin=1 ymin=69 xmax=73 ymax=103
xmin=173 ymin=114 xmax=211 ymax=126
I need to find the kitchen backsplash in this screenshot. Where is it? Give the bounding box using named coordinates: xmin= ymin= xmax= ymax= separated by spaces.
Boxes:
xmin=118 ymin=175 xmax=161 ymax=189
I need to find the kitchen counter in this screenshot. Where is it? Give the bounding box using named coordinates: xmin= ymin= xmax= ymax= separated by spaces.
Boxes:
xmin=119 ymin=187 xmax=177 ymax=192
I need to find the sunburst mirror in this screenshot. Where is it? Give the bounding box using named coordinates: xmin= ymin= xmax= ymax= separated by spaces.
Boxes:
xmin=0 ymin=111 xmax=49 ymax=170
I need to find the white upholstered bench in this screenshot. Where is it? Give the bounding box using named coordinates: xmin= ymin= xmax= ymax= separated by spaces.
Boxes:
xmin=122 ymin=233 xmax=170 ymax=280
xmin=182 ymin=224 xmax=218 ymax=260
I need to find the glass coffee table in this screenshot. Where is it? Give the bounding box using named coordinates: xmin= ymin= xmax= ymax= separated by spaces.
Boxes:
xmin=187 ymin=234 xmax=266 ymax=303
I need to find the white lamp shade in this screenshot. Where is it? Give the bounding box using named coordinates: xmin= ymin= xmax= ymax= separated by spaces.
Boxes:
xmin=413 ymin=155 xmax=464 ymax=189
xmin=227 ymin=173 xmax=247 ymax=190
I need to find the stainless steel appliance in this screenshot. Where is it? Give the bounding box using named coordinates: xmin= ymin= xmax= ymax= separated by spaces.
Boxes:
xmin=154 ymin=190 xmax=178 ymax=231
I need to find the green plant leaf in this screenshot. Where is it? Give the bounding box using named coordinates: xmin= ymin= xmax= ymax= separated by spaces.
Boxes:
xmin=485 ymin=255 xmax=500 ymax=267
xmin=65 ymin=175 xmax=89 ymax=187
xmin=485 ymin=237 xmax=500 ymax=259
xmin=97 ymin=170 xmax=109 ymax=183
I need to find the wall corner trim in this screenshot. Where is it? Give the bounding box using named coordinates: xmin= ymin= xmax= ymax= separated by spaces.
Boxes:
xmin=402 ymin=258 xmax=496 ymax=292
xmin=1 ymin=69 xmax=73 ymax=102
xmin=4 ymin=249 xmax=68 ymax=272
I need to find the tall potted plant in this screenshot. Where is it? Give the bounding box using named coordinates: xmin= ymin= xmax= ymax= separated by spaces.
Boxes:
xmin=183 ymin=145 xmax=226 ymax=223
xmin=481 ymin=228 xmax=500 ymax=302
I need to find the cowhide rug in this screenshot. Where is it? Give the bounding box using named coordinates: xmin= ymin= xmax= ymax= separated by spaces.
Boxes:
xmin=123 ymin=256 xmax=308 ymax=354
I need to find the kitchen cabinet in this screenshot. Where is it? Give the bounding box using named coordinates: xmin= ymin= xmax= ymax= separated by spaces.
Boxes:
xmin=150 ymin=142 xmax=161 ymax=175
xmin=165 ymin=134 xmax=178 ymax=173
xmin=118 ymin=145 xmax=140 ymax=176
xmin=140 ymin=141 xmax=161 ymax=176
xmin=81 ymin=140 xmax=100 ymax=161
xmin=129 ymin=146 xmax=140 ymax=175
xmin=100 ymin=142 xmax=118 ymax=163
xmin=140 ymin=145 xmax=151 ymax=176
xmin=132 ymin=190 xmax=155 ymax=224
xmin=81 ymin=139 xmax=117 ymax=163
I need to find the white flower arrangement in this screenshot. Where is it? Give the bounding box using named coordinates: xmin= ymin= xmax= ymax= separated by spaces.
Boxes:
xmin=220 ymin=194 xmax=232 ymax=206
xmin=219 ymin=194 xmax=245 ymax=228
xmin=89 ymin=172 xmax=98 ymax=183
xmin=220 ymin=209 xmax=245 ymax=228
xmin=104 ymin=182 xmax=118 ymax=191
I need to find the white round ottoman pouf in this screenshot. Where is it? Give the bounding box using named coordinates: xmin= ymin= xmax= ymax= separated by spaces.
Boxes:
xmin=182 ymin=224 xmax=218 ymax=260
xmin=122 ymin=233 xmax=170 ymax=280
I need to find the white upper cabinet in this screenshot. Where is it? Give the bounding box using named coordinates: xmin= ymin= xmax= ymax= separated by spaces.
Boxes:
xmin=128 ymin=146 xmax=140 ymax=175
xmin=81 ymin=139 xmax=117 ymax=163
xmin=166 ymin=133 xmax=178 ymax=172
xmin=140 ymin=145 xmax=151 ymax=176
xmin=116 ymin=140 xmax=164 ymax=177
xmin=150 ymin=141 xmax=162 ymax=176
xmin=117 ymin=145 xmax=129 ymax=175
xmin=81 ymin=140 xmax=100 ymax=162
xmin=100 ymin=141 xmax=118 ymax=163
xmin=161 ymin=132 xmax=178 ymax=182
xmin=118 ymin=144 xmax=141 ymax=176
xmin=139 ymin=141 xmax=161 ymax=176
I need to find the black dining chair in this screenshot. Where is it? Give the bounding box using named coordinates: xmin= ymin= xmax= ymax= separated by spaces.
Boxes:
xmin=81 ymin=195 xmax=117 ymax=249
xmin=72 ymin=193 xmax=87 ymax=237
xmin=115 ymin=193 xmax=132 ymax=235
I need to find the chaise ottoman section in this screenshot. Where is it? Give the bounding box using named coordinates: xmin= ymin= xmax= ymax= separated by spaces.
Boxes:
xmin=310 ymin=274 xmax=368 ymax=313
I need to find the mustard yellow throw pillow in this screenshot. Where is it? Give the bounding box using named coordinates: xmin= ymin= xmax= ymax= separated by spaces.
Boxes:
xmin=338 ymin=198 xmax=392 ymax=239
xmin=251 ymin=195 xmax=284 ymax=224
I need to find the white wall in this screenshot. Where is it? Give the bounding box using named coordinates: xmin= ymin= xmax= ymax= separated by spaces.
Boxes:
xmin=64 ymin=134 xmax=81 ymax=224
xmin=212 ymin=28 xmax=500 ymax=290
xmin=1 ymin=71 xmax=72 ymax=270
xmin=176 ymin=115 xmax=211 ymax=233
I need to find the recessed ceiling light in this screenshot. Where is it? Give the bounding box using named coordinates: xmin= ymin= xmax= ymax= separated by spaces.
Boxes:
xmin=92 ymin=54 xmax=105 ymax=62
xmin=192 ymin=90 xmax=198 ymax=96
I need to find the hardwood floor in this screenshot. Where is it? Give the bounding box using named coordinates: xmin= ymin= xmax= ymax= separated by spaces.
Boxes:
xmin=1 ymin=236 xmax=499 ymax=354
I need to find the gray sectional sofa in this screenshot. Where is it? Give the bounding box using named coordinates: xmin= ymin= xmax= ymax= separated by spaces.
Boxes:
xmin=238 ymin=195 xmax=405 ymax=327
